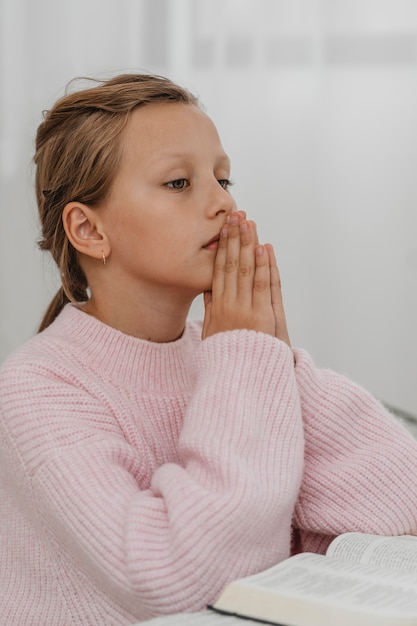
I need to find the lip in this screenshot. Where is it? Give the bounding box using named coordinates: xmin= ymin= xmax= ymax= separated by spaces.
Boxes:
xmin=202 ymin=233 xmax=221 ymax=249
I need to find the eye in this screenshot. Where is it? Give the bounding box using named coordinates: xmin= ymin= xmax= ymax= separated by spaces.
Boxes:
xmin=166 ymin=179 xmax=189 ymax=190
xmin=218 ymin=179 xmax=233 ymax=190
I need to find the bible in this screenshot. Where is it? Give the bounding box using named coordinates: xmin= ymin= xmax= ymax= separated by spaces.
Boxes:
xmin=207 ymin=532 xmax=417 ymax=626
xmin=142 ymin=533 xmax=417 ymax=626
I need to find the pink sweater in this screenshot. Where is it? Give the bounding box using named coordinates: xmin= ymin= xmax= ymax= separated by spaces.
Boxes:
xmin=1 ymin=304 xmax=416 ymax=625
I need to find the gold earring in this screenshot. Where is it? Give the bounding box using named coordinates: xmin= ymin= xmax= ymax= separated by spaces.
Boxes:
xmin=101 ymin=251 xmax=106 ymax=266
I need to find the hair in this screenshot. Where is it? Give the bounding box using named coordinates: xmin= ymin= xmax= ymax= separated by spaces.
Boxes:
xmin=35 ymin=72 xmax=199 ymax=332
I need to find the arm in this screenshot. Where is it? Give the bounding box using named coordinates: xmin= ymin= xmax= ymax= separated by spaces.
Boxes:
xmin=0 ymin=334 xmax=303 ymax=620
xmin=292 ymin=348 xmax=417 ymax=553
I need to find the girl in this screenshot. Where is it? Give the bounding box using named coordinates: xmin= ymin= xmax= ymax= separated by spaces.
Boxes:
xmin=1 ymin=73 xmax=416 ymax=625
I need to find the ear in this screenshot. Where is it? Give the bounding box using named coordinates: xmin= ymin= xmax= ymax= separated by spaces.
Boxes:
xmin=62 ymin=202 xmax=110 ymax=261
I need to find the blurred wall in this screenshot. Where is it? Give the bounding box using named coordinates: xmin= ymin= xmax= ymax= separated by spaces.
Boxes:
xmin=1 ymin=0 xmax=416 ymax=414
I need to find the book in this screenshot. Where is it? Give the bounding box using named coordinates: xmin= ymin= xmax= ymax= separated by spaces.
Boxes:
xmin=210 ymin=532 xmax=417 ymax=626
xmin=143 ymin=532 xmax=417 ymax=626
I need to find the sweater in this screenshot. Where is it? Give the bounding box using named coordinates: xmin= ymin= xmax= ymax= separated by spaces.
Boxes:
xmin=1 ymin=303 xmax=416 ymax=625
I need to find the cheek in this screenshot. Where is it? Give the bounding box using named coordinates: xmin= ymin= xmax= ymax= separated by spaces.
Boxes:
xmin=110 ymin=214 xmax=148 ymax=246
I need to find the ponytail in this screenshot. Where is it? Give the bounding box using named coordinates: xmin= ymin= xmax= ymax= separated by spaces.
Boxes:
xmin=38 ymin=240 xmax=89 ymax=331
xmin=38 ymin=288 xmax=70 ymax=333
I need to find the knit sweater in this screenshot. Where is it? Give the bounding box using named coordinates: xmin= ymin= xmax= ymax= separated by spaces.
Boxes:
xmin=1 ymin=304 xmax=416 ymax=625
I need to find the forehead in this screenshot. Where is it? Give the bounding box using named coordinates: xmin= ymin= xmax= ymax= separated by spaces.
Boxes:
xmin=122 ymin=102 xmax=226 ymax=160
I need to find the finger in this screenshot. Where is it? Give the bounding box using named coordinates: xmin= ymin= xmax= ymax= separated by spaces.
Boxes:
xmin=223 ymin=213 xmax=241 ymax=298
xmin=250 ymin=220 xmax=260 ymax=246
xmin=211 ymin=211 xmax=243 ymax=298
xmin=252 ymin=245 xmax=272 ymax=309
xmin=225 ymin=210 xmax=246 ymax=224
xmin=237 ymin=221 xmax=256 ymax=307
xmin=202 ymin=291 xmax=213 ymax=340
xmin=203 ymin=290 xmax=212 ymax=308
xmin=265 ymin=244 xmax=291 ymax=347
xmin=211 ymin=224 xmax=228 ymax=298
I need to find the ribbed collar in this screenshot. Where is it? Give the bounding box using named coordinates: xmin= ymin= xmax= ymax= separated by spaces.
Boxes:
xmin=43 ymin=304 xmax=202 ymax=393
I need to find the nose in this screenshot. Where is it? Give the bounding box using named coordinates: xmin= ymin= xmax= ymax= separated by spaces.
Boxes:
xmin=207 ymin=179 xmax=236 ymax=218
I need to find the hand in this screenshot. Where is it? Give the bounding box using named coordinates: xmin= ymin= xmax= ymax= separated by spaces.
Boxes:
xmin=202 ymin=212 xmax=276 ymax=339
xmin=265 ymin=243 xmax=291 ymax=348
xmin=241 ymin=218 xmax=291 ymax=347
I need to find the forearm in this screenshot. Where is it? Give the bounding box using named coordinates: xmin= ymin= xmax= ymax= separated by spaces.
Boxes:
xmin=293 ymin=348 xmax=417 ymax=537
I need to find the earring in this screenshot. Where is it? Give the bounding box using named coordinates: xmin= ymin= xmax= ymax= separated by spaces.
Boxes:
xmin=101 ymin=251 xmax=106 ymax=266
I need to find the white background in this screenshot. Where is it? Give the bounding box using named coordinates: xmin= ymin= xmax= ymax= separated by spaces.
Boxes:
xmin=1 ymin=0 xmax=416 ymax=415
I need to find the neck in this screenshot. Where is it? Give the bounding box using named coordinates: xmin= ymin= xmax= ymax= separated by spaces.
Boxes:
xmin=82 ymin=288 xmax=195 ymax=343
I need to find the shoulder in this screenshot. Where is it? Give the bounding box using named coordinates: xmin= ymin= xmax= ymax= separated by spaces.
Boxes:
xmin=0 ymin=305 xmax=96 ymax=394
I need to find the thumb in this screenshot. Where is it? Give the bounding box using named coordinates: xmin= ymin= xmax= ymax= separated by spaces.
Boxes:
xmin=203 ymin=290 xmax=212 ymax=308
xmin=202 ymin=291 xmax=213 ymax=340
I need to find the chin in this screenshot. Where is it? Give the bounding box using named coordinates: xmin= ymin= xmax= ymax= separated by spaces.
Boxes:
xmin=178 ymin=266 xmax=214 ymax=296
xmin=198 ymin=278 xmax=214 ymax=294
xmin=192 ymin=270 xmax=214 ymax=294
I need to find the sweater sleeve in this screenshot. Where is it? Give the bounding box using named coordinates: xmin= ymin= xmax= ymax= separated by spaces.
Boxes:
xmin=0 ymin=331 xmax=303 ymax=620
xmin=292 ymin=347 xmax=417 ymax=555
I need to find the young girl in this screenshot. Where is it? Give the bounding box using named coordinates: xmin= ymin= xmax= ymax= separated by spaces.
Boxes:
xmin=1 ymin=73 xmax=416 ymax=625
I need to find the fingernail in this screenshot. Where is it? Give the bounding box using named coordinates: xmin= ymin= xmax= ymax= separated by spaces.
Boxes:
xmin=221 ymin=226 xmax=228 ymax=238
xmin=240 ymin=222 xmax=248 ymax=233
xmin=256 ymin=245 xmax=264 ymax=256
xmin=230 ymin=215 xmax=239 ymax=225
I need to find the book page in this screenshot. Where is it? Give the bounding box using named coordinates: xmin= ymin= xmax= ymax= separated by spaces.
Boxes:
xmin=246 ymin=554 xmax=417 ymax=610
xmin=327 ymin=533 xmax=417 ymax=574
xmin=216 ymin=553 xmax=417 ymax=620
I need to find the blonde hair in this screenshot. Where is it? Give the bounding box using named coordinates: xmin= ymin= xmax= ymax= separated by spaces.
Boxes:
xmin=35 ymin=73 xmax=199 ymax=331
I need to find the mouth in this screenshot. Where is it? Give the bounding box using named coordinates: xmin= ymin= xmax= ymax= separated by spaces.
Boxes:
xmin=202 ymin=233 xmax=221 ymax=250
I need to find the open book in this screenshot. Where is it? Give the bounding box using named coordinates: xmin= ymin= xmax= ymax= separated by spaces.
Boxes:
xmin=206 ymin=532 xmax=417 ymax=626
xmin=143 ymin=533 xmax=417 ymax=626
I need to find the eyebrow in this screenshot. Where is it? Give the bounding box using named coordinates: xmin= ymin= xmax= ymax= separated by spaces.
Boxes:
xmin=154 ymin=152 xmax=231 ymax=166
